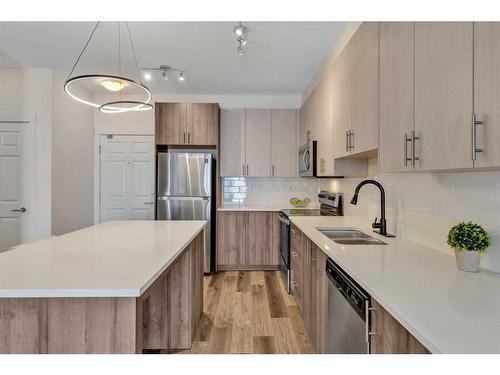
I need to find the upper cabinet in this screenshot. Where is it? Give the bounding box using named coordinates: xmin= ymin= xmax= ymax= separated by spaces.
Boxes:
xmin=155 ymin=102 xmax=219 ymax=146
xmin=186 ymin=103 xmax=219 ymax=146
xmin=333 ymin=43 xmax=352 ymax=159
xmin=473 ymin=22 xmax=500 ymax=168
xmin=334 ymin=23 xmax=379 ymax=159
xmin=379 ymin=22 xmax=415 ymax=173
xmin=245 ymin=109 xmax=272 ymax=177
xmin=379 ymin=22 xmax=500 ymax=173
xmin=220 ymin=109 xmax=245 ymax=177
xmin=271 ymin=109 xmax=298 ymax=177
xmin=414 ymin=22 xmax=474 ymax=171
xmin=155 ymin=103 xmax=187 ymax=145
xmin=220 ymin=108 xmax=298 ymax=177
xmin=349 ymin=22 xmax=379 ymax=155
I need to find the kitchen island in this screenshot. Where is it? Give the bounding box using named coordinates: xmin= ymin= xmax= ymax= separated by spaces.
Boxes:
xmin=0 ymin=220 xmax=206 ymax=354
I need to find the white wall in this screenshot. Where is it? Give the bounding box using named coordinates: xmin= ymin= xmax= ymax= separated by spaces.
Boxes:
xmin=0 ymin=68 xmax=53 ymax=241
xmin=51 ymin=71 xmax=94 ymax=235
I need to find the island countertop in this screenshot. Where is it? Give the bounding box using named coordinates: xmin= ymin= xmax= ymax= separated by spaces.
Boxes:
xmin=289 ymin=215 xmax=500 ymax=354
xmin=0 ymin=220 xmax=207 ymax=298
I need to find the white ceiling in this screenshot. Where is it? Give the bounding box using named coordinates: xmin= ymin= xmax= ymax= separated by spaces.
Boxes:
xmin=0 ymin=22 xmax=345 ymax=95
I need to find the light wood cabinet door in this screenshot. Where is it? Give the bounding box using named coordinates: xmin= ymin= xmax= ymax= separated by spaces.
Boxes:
xmin=155 ymin=103 xmax=187 ymax=145
xmin=350 ymin=22 xmax=379 ymax=154
xmin=315 ymin=62 xmax=336 ymax=176
xmin=270 ymin=109 xmax=297 ymax=177
xmin=245 ymin=109 xmax=271 ymax=177
xmin=246 ymin=212 xmax=274 ymax=266
xmin=299 ymin=95 xmax=311 ymax=146
xmin=473 ymin=22 xmax=500 ymax=168
xmin=379 ymin=22 xmax=415 ymax=173
xmin=217 ymin=211 xmax=246 ymax=267
xmin=333 ymin=44 xmax=352 ymax=159
xmin=370 ymin=299 xmax=430 ymax=354
xmin=414 ymin=22 xmax=473 ymax=171
xmin=186 ymin=103 xmax=219 ymax=146
xmin=308 ymin=244 xmax=328 ymax=354
xmin=220 ymin=109 xmax=245 ymax=176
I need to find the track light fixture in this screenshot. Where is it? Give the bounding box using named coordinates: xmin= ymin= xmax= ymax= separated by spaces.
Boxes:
xmin=233 ymin=22 xmax=248 ymax=56
xmin=233 ymin=22 xmax=247 ymax=37
xmin=141 ymin=65 xmax=186 ymax=82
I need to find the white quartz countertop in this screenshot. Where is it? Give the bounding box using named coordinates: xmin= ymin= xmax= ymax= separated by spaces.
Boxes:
xmin=218 ymin=203 xmax=320 ymax=211
xmin=0 ymin=221 xmax=207 ymax=298
xmin=290 ymin=216 xmax=500 ymax=354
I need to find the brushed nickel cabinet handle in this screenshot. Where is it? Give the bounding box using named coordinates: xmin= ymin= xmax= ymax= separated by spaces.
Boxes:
xmin=242 ymin=164 xmax=245 ymax=176
xmin=349 ymin=131 xmax=354 ymax=151
xmin=188 ymin=132 xmax=191 ymax=144
xmin=246 ymin=164 xmax=249 ymax=176
xmin=472 ymin=112 xmax=483 ymax=161
xmin=404 ymin=133 xmax=412 ymax=166
xmin=272 ymin=164 xmax=275 ymax=176
xmin=307 ymin=130 xmax=311 ymax=142
xmin=11 ymin=207 xmax=26 ymax=213
xmin=183 ymin=132 xmax=186 ymax=144
xmin=411 ymin=131 xmax=420 ymax=166
xmin=346 ymin=130 xmax=349 ymax=152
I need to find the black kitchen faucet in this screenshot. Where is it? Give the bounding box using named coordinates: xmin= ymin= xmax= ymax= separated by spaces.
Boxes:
xmin=350 ymin=179 xmax=394 ymax=237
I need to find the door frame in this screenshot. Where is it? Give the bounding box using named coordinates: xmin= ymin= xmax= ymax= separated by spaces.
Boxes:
xmin=0 ymin=113 xmax=36 ymax=247
xmin=93 ymin=132 xmax=154 ymax=224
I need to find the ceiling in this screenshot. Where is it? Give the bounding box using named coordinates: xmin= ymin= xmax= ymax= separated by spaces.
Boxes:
xmin=0 ymin=22 xmax=345 ymax=95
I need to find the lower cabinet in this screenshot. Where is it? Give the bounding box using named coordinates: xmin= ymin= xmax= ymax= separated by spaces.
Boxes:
xmin=290 ymin=225 xmax=328 ymax=353
xmin=217 ymin=211 xmax=280 ymax=270
xmin=290 ymin=226 xmax=429 ymax=355
xmin=370 ymin=299 xmax=430 ymax=354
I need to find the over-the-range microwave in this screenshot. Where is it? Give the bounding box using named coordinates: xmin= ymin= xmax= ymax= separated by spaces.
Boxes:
xmin=298 ymin=140 xmax=317 ymax=177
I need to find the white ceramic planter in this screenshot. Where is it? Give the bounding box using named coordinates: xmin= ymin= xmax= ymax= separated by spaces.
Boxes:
xmin=454 ymin=250 xmax=481 ymax=272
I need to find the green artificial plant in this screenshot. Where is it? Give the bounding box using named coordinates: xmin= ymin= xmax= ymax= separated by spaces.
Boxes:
xmin=447 ymin=221 xmax=491 ymax=253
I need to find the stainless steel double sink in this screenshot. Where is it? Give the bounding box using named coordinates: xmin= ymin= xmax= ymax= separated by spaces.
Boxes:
xmin=317 ymin=228 xmax=387 ymax=245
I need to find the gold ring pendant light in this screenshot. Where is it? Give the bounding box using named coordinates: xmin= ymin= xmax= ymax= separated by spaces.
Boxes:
xmin=64 ymin=22 xmax=152 ymax=113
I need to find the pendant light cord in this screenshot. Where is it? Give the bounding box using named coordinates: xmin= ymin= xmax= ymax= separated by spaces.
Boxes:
xmin=67 ymin=21 xmax=100 ymax=80
xmin=126 ymin=22 xmax=142 ymax=84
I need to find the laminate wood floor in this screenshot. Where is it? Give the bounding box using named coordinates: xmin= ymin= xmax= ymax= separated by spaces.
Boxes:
xmin=187 ymin=271 xmax=313 ymax=354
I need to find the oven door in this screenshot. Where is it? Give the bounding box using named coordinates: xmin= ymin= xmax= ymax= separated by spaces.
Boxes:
xmin=278 ymin=212 xmax=291 ymax=293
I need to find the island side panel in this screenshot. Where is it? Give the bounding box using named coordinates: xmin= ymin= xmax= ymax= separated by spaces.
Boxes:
xmin=0 ymin=297 xmax=139 ymax=354
xmin=140 ymin=231 xmax=204 ymax=352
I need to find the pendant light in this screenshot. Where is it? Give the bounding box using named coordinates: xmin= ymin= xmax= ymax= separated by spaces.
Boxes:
xmin=64 ymin=22 xmax=152 ymax=113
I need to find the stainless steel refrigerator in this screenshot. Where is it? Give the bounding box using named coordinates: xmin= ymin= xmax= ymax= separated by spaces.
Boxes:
xmin=156 ymin=151 xmax=216 ymax=274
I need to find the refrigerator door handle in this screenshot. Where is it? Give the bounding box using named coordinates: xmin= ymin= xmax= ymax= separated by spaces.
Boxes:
xmin=157 ymin=196 xmax=210 ymax=201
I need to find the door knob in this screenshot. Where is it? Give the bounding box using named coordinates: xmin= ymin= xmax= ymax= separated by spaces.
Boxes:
xmin=144 ymin=202 xmax=154 ymax=205
xmin=11 ymin=207 xmax=26 ymax=213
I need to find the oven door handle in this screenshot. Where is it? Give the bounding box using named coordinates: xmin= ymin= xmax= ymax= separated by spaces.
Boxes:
xmin=278 ymin=214 xmax=290 ymax=225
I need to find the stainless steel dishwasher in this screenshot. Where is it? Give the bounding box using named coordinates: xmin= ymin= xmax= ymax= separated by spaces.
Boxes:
xmin=326 ymin=258 xmax=371 ymax=354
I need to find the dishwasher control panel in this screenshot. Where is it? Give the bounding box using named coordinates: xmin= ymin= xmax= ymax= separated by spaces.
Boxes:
xmin=326 ymin=258 xmax=369 ymax=320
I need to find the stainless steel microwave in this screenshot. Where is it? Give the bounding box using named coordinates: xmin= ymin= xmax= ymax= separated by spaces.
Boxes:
xmin=298 ymin=140 xmax=317 ymax=177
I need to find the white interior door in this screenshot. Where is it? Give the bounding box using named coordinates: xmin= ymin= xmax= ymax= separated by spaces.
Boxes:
xmin=100 ymin=135 xmax=155 ymax=222
xmin=0 ymin=123 xmax=25 ymax=251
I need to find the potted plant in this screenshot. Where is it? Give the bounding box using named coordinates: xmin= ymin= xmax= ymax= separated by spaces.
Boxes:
xmin=447 ymin=221 xmax=491 ymax=272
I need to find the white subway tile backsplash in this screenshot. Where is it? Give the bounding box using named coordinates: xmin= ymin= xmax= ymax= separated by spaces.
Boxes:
xmin=222 ymin=177 xmax=320 ymax=206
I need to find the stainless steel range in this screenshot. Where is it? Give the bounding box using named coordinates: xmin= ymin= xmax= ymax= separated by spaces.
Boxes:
xmin=278 ymin=191 xmax=343 ymax=293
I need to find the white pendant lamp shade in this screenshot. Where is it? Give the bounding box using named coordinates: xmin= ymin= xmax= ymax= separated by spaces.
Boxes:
xmin=64 ymin=22 xmax=152 ymax=113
